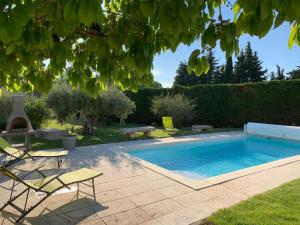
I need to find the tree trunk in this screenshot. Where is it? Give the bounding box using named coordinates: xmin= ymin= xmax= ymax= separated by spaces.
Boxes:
xmin=82 ymin=116 xmax=96 ymax=135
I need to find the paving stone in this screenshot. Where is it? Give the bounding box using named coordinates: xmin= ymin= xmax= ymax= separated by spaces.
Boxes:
xmin=47 ymin=207 xmax=98 ymax=225
xmin=238 ymin=185 xmax=270 ymax=197
xmin=199 ymin=185 xmax=234 ymax=198
xmin=81 ymin=182 xmax=115 ymax=194
xmin=213 ymin=191 xmax=249 ymax=206
xmin=95 ymin=189 xmax=125 ymax=203
xmin=172 ymin=191 xmax=212 ymax=207
xmin=156 ymin=185 xmax=193 ymax=198
xmin=221 ymin=179 xmax=253 ymax=191
xmin=102 ymin=208 xmax=152 ymax=225
xmin=139 ymin=219 xmax=162 ymax=225
xmin=92 ymin=198 xmax=136 ymax=218
xmin=141 ymin=199 xmax=184 ymax=219
xmin=156 ymin=208 xmax=202 ymax=225
xmin=191 ymin=199 xmax=228 ymax=211
xmin=127 ymin=190 xmax=168 ymax=206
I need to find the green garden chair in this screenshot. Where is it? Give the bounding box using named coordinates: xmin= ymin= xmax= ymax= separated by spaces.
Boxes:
xmin=162 ymin=116 xmax=178 ymax=132
xmin=0 ymin=165 xmax=103 ymax=223
xmin=0 ymin=137 xmax=68 ymax=167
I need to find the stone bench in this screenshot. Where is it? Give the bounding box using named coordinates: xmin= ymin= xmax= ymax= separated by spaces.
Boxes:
xmin=35 ymin=128 xmax=68 ymax=140
xmin=120 ymin=126 xmax=156 ymax=138
xmin=192 ymin=125 xmax=213 ymax=132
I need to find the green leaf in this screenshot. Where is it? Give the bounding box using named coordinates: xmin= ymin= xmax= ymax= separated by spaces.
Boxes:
xmin=64 ymin=0 xmax=78 ymax=21
xmin=233 ymin=2 xmax=240 ymax=16
xmin=187 ymin=49 xmax=201 ymax=74
xmin=259 ymin=12 xmax=274 ymax=37
xmin=260 ymin=0 xmax=272 ymax=20
xmin=201 ymin=25 xmax=217 ymax=48
xmin=14 ymin=3 xmax=31 ymax=27
xmin=78 ymin=0 xmax=101 ymax=26
xmin=201 ymin=57 xmax=210 ymax=74
xmin=288 ymin=24 xmax=298 ymax=48
xmin=86 ymin=78 xmax=97 ymax=94
xmin=291 ymin=0 xmax=300 ymax=18
xmin=194 ymin=62 xmax=203 ymax=75
xmin=140 ymin=1 xmax=156 ymax=17
xmin=0 ymin=12 xmax=6 ymax=26
xmin=0 ymin=27 xmax=12 ymax=44
xmin=274 ymin=13 xmax=285 ymax=28
xmin=159 ymin=1 xmax=172 ymax=33
xmin=207 ymin=1 xmax=215 ymax=18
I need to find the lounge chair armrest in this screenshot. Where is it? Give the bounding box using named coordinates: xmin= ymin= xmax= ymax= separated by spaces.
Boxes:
xmin=22 ymin=149 xmax=35 ymax=160
xmin=38 ymin=172 xmax=65 ymax=191
xmin=56 ymin=177 xmax=72 ymax=190
xmin=35 ymin=166 xmax=47 ymax=178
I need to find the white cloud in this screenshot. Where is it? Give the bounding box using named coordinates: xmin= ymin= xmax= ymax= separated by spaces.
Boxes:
xmin=151 ymin=69 xmax=161 ymax=78
xmin=161 ymin=81 xmax=173 ymax=88
xmin=151 ymin=69 xmax=173 ymax=87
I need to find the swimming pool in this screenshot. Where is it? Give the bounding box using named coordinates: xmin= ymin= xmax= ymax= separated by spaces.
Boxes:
xmin=129 ymin=135 xmax=300 ymax=180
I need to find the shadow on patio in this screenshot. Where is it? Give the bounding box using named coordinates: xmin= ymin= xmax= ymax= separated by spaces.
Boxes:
xmin=0 ymin=197 xmax=107 ymax=224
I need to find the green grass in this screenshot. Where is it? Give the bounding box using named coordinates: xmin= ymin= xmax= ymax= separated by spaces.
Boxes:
xmin=11 ymin=120 xmax=239 ymax=150
xmin=202 ymin=178 xmax=300 ymax=225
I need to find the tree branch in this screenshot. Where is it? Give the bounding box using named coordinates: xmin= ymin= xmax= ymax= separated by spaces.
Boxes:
xmin=75 ymin=26 xmax=108 ymax=38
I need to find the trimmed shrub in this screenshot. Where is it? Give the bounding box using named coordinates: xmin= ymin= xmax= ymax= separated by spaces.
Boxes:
xmin=151 ymin=94 xmax=195 ymax=127
xmin=127 ymin=80 xmax=300 ymax=127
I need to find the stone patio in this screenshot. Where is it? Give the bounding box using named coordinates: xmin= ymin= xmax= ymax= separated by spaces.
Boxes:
xmin=1 ymin=133 xmax=300 ymax=225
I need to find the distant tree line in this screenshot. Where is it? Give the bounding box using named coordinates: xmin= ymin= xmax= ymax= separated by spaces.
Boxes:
xmin=174 ymin=42 xmax=300 ymax=86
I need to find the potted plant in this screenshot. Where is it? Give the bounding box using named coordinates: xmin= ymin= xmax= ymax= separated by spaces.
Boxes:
xmin=62 ymin=116 xmax=77 ymax=150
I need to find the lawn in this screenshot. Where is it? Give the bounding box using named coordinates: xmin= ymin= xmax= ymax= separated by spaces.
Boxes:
xmin=201 ymin=178 xmax=300 ymax=225
xmin=11 ymin=120 xmax=239 ymax=150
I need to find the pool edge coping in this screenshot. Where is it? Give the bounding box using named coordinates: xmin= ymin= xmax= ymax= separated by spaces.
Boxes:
xmin=108 ymin=131 xmax=300 ymax=190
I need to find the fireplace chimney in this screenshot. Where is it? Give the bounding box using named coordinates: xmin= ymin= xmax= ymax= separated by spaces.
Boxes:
xmin=6 ymin=95 xmax=33 ymax=132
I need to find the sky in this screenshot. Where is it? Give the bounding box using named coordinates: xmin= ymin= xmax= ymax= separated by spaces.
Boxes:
xmin=152 ymin=11 xmax=300 ymax=87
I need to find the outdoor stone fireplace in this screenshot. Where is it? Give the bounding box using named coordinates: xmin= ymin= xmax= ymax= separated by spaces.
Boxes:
xmin=6 ymin=95 xmax=33 ymax=132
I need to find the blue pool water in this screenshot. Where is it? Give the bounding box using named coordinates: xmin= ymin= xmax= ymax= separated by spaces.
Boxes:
xmin=129 ymin=136 xmax=300 ymax=179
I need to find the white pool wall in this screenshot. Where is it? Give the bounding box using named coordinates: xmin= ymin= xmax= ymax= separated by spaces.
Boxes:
xmin=245 ymin=122 xmax=300 ymax=141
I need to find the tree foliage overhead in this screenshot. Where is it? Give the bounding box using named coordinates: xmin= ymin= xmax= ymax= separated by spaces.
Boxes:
xmin=1 ymin=0 xmax=300 ymax=92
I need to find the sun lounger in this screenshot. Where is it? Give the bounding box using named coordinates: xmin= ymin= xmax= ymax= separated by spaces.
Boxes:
xmin=162 ymin=116 xmax=178 ymax=132
xmin=0 ymin=137 xmax=68 ymax=167
xmin=0 ymin=166 xmax=103 ymax=223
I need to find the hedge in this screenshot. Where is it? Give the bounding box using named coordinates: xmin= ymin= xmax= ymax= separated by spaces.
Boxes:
xmin=126 ymin=80 xmax=300 ymax=127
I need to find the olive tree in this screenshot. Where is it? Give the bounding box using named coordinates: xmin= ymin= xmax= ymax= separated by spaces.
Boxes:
xmin=97 ymin=87 xmax=136 ymax=124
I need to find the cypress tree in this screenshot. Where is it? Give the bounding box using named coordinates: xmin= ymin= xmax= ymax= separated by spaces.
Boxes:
xmin=173 ymin=62 xmax=197 ymax=86
xmin=234 ymin=42 xmax=267 ymax=83
xmin=234 ymin=50 xmax=246 ymax=83
xmin=275 ymin=65 xmax=285 ymax=80
xmin=269 ymin=71 xmax=276 ymax=80
xmin=224 ymin=56 xmax=233 ymax=83
xmin=287 ymin=66 xmax=300 ymax=79
xmin=213 ymin=65 xmax=226 ymax=84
